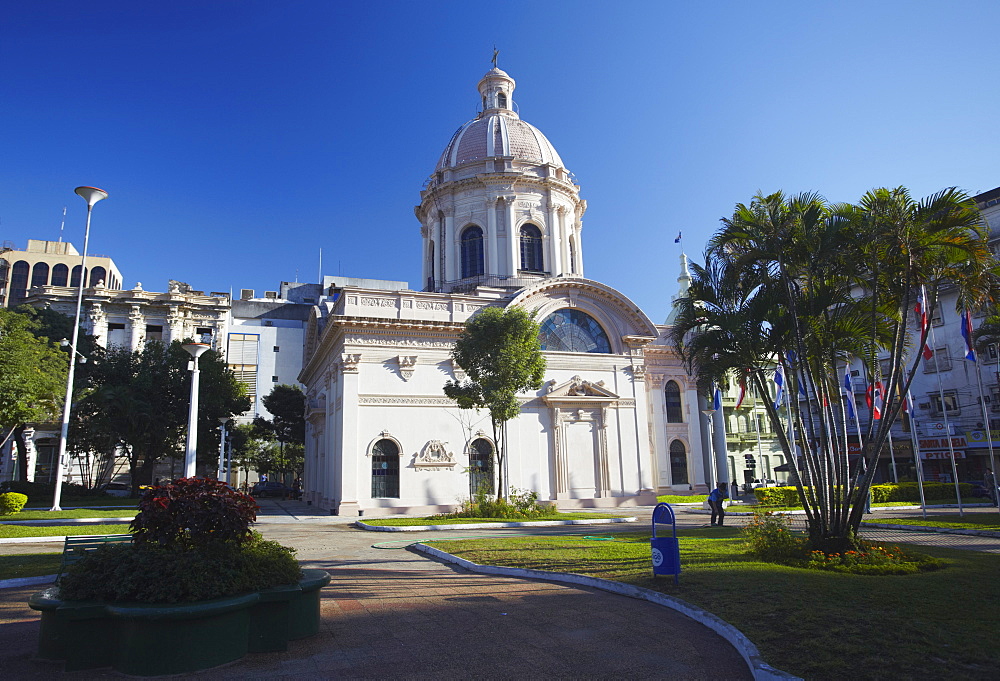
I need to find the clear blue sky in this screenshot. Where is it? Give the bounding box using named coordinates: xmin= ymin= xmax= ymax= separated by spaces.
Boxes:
xmin=3 ymin=1 xmax=998 ymax=321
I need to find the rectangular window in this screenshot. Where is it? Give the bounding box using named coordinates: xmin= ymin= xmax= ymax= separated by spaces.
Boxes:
xmin=928 ymin=390 xmax=959 ymax=416
xmin=878 ymin=358 xmax=892 ymax=379
xmin=923 ymin=348 xmax=952 ymax=373
xmin=145 ymin=325 xmax=163 ymax=343
xmin=107 ymin=323 xmax=126 ymax=348
xmin=992 ymin=387 xmax=1000 ymax=413
xmin=196 ymin=327 xmax=213 ymax=344
xmin=272 ymin=376 xmax=279 ymax=382
xmin=227 ymin=333 xmax=260 ymax=410
xmin=273 ymin=346 xmax=280 ymax=353
xmin=988 ymin=344 xmax=999 ymax=361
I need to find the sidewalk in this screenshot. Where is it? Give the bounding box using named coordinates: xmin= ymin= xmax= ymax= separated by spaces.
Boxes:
xmin=0 ymin=500 xmax=754 ymax=679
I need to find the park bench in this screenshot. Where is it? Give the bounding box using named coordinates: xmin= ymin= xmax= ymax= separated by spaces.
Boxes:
xmin=56 ymin=534 xmax=132 ymax=582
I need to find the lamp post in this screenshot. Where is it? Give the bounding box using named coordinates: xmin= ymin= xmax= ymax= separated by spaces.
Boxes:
xmin=51 ymin=186 xmax=107 ymax=512
xmin=181 ymin=342 xmax=211 ymax=478
xmin=701 ymin=408 xmax=717 ymax=492
xmin=217 ymin=417 xmax=231 ymax=481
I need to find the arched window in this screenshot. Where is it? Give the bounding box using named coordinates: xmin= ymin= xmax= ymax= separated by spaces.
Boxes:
xmin=519 ymin=224 xmax=543 ymax=272
xmin=31 ymin=262 xmax=49 ymax=289
xmin=427 ymin=241 xmax=435 ymax=291
xmin=90 ymin=266 xmax=106 ymax=287
xmin=70 ymin=265 xmax=88 ymax=288
xmin=497 ymin=91 xmax=507 ymax=109
xmin=371 ymin=439 xmax=400 ymax=498
xmin=460 ymin=225 xmax=484 ymax=278
xmin=664 ymin=381 xmax=683 ymax=422
xmin=538 ymin=309 xmax=611 ymax=353
xmin=51 ymin=264 xmax=69 ymax=287
xmin=669 ymin=440 xmax=688 ymax=485
xmin=568 ymin=236 xmax=577 ymax=274
xmin=9 ymin=261 xmax=29 ymax=306
xmin=469 ymin=438 xmax=494 ymax=496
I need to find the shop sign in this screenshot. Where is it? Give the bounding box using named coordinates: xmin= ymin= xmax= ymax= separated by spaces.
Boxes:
xmin=918 ymin=436 xmax=966 ymax=449
xmin=966 ymin=430 xmax=1000 ymax=445
xmin=920 ymin=451 xmax=966 ymax=460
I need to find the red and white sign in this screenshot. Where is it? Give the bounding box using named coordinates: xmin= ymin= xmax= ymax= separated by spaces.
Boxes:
xmin=920 ymin=451 xmax=966 ymax=460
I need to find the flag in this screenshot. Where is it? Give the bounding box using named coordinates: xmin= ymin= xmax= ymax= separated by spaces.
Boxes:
xmin=734 ymin=379 xmax=746 ymax=409
xmin=713 ymin=386 xmax=722 ymax=411
xmin=674 ymin=231 xmax=682 ymax=244
xmin=773 ymin=363 xmax=785 ymax=408
xmin=866 ymin=381 xmax=884 ymax=420
xmin=961 ymin=310 xmax=977 ymax=362
xmin=915 ymin=295 xmax=934 ymax=360
xmin=843 ymin=365 xmax=856 ymax=420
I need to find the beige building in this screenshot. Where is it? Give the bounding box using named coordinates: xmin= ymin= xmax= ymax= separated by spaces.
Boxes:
xmin=0 ymin=239 xmax=123 ymax=309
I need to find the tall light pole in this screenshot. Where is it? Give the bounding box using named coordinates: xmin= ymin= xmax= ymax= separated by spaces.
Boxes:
xmin=182 ymin=342 xmax=211 ymax=478
xmin=217 ymin=417 xmax=231 ymax=481
xmin=51 ymin=186 xmax=107 ymax=512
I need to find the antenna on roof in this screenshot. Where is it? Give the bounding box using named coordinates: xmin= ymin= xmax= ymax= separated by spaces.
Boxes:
xmin=318 ymin=247 xmax=322 ymax=284
xmin=58 ymin=206 xmax=66 ymax=242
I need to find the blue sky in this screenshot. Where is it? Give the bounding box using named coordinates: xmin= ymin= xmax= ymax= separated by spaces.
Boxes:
xmin=3 ymin=1 xmax=998 ymax=321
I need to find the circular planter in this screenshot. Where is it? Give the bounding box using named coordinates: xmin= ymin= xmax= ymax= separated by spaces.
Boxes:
xmin=29 ymin=568 xmax=331 ymax=675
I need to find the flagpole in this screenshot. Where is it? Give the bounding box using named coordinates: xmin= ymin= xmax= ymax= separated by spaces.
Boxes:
xmin=925 ymin=286 xmax=963 ymax=516
xmin=906 ymin=389 xmax=929 ymax=519
xmin=971 ymin=329 xmax=1000 ymax=515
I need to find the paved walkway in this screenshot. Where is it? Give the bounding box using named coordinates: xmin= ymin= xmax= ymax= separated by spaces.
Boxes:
xmin=0 ymin=501 xmax=753 ymax=679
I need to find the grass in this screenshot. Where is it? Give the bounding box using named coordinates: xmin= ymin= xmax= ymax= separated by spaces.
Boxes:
xmin=656 ymin=494 xmax=707 ymax=503
xmin=361 ymin=513 xmax=629 ymax=526
xmin=0 ymin=524 xmax=131 ymax=539
xmin=426 ymin=528 xmax=1000 ymax=680
xmin=2 ymin=509 xmax=136 ymax=521
xmin=0 ymin=553 xmax=61 ymax=580
xmin=864 ymin=513 xmax=1000 ymax=532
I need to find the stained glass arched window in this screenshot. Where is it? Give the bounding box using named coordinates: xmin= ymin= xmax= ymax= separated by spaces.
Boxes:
xmin=538 ymin=309 xmax=611 ymax=354
xmin=371 ymin=439 xmax=400 ymax=498
xmin=669 ymin=440 xmax=688 ymax=485
xmin=665 ymin=381 xmax=683 ymax=422
xmin=460 ymin=225 xmax=484 ymax=278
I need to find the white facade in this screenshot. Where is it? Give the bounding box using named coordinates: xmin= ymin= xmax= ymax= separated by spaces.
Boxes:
xmin=299 ymin=68 xmax=707 ymax=516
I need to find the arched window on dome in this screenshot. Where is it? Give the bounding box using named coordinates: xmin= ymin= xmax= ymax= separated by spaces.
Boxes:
xmin=665 ymin=381 xmax=683 ymax=423
xmin=519 ymin=224 xmax=543 ymax=273
xmin=497 ymin=91 xmax=508 ymax=109
xmin=31 ymin=262 xmax=50 ymax=289
xmin=568 ymin=236 xmax=578 ymax=275
xmin=426 ymin=241 xmax=435 ymax=291
xmin=669 ymin=440 xmax=689 ymax=485
xmin=460 ymin=225 xmax=484 ymax=279
xmin=539 ymin=309 xmax=612 ymax=353
xmin=51 ymin=264 xmax=69 ymax=287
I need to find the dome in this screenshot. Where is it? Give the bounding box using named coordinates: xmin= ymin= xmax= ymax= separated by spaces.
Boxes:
xmin=434 ymin=67 xmax=565 ymax=172
xmin=435 ymin=114 xmax=565 ymax=171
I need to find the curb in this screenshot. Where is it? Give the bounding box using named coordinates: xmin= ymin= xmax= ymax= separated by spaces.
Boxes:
xmin=860 ymin=522 xmax=1000 ymax=538
xmin=412 ymin=543 xmax=799 ymax=681
xmin=1 ymin=517 xmax=135 ymax=525
xmin=0 ymin=536 xmax=68 ymax=544
xmin=355 ymin=517 xmax=638 ymax=532
xmin=0 ymin=574 xmax=56 ymax=590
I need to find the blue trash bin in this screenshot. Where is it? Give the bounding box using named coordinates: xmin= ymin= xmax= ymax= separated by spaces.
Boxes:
xmin=651 ymin=502 xmax=681 ymax=584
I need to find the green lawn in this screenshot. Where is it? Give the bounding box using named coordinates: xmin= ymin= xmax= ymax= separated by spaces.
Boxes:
xmin=361 ymin=513 xmax=630 ymax=526
xmin=864 ymin=513 xmax=1000 ymax=532
xmin=3 ymin=509 xmax=136 ymax=521
xmin=0 ymin=524 xmax=131 ymax=539
xmin=427 ymin=529 xmax=1000 ymax=680
xmin=0 ymin=553 xmax=61 ymax=580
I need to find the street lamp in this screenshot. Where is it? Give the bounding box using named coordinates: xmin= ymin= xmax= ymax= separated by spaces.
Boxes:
xmin=217 ymin=417 xmax=231 ymax=481
xmin=181 ymin=342 xmax=211 ymax=478
xmin=701 ymin=408 xmax=716 ymax=492
xmin=51 ymin=186 xmax=107 ymax=512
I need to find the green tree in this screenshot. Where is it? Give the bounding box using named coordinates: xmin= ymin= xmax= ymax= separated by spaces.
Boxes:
xmin=252 ymin=384 xmax=305 ymax=479
xmin=73 ymin=340 xmax=249 ymax=494
xmin=672 ymin=187 xmax=999 ymax=552
xmin=444 ymin=307 xmax=546 ymax=498
xmin=0 ymin=308 xmax=67 ymax=480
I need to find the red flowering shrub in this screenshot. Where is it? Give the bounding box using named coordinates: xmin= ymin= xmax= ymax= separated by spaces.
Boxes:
xmin=131 ymin=477 xmax=258 ymax=548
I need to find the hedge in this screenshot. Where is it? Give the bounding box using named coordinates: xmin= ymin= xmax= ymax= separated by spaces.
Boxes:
xmin=755 ymin=482 xmax=974 ymax=506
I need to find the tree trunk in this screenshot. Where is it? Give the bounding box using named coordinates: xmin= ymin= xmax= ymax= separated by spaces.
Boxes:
xmin=13 ymin=424 xmax=29 ymax=483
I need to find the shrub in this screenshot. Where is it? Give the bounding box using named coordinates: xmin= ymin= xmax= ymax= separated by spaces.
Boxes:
xmin=438 ymin=486 xmax=554 ymax=520
xmin=59 ymin=533 xmax=301 ymax=603
xmin=131 ymin=477 xmax=258 ymax=548
xmin=742 ymin=510 xmax=807 ymax=561
xmin=869 ymin=481 xmax=973 ymax=503
xmin=753 ymin=486 xmax=801 ymax=507
xmin=0 ymin=492 xmax=28 ymax=515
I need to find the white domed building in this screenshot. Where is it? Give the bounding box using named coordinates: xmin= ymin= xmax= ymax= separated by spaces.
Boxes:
xmin=298 ymin=67 xmax=708 ymax=516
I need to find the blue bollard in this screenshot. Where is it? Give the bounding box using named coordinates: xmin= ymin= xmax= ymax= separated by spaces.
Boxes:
xmin=651 ymin=502 xmax=681 ymax=584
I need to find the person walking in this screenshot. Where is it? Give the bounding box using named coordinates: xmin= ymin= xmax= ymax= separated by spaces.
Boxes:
xmin=708 ymin=483 xmax=728 ymax=526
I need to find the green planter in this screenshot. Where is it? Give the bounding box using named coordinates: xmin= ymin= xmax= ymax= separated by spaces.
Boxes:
xmin=29 ymin=570 xmax=331 ymax=675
